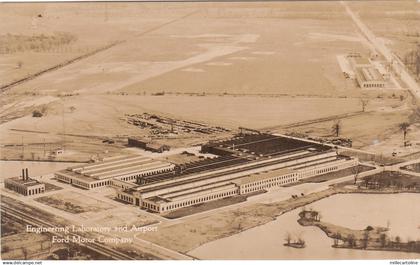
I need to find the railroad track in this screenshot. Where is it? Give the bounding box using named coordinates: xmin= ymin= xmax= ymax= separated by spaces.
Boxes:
xmin=1 ymin=204 xmax=135 ymax=260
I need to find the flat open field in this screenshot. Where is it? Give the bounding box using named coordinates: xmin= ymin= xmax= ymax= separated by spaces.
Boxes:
xmin=348 ymin=1 xmax=420 ymax=73
xmin=1 ymin=1 xmax=418 ymax=160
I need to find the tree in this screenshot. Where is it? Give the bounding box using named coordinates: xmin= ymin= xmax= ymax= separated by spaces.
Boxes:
xmin=404 ymin=44 xmax=420 ymax=79
xmin=22 ymin=247 xmax=28 ymax=259
xmin=380 ymin=233 xmax=387 ymax=248
xmin=333 ymin=233 xmax=342 ymax=246
xmin=351 ymin=166 xmax=360 ymax=184
xmin=395 ymin=236 xmax=401 ymax=248
xmin=360 ymin=98 xmax=369 ymax=112
xmin=362 ymin=230 xmax=369 ymax=249
xmin=365 ymin=226 xmax=374 ymax=231
xmin=285 ymin=232 xmax=292 ymax=245
xmin=399 ymin=122 xmax=410 ymax=147
xmin=32 ymin=110 xmax=43 ymax=117
xmin=332 ymin=120 xmax=341 ymax=137
xmin=317 ymin=213 xmax=322 ymax=222
xmin=347 ymin=234 xmax=356 ymax=247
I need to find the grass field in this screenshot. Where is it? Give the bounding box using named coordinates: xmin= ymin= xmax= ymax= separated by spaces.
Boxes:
xmin=1 ymin=1 xmax=419 ymax=160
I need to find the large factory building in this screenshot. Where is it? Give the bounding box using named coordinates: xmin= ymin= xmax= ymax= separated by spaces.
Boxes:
xmin=55 ymin=155 xmax=175 ymax=189
xmin=116 ymin=134 xmax=358 ymax=213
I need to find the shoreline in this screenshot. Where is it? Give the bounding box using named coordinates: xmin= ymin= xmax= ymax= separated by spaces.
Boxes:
xmin=297 ymin=210 xmax=420 ymax=254
xmin=184 ymin=188 xmax=420 ymax=254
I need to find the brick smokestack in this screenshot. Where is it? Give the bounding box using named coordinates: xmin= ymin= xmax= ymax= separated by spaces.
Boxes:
xmin=25 ymin=168 xmax=29 ymax=180
xmin=22 ymin=169 xmax=25 ymax=180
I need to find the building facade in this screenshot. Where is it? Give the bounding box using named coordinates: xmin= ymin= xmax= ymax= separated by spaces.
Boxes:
xmin=117 ymin=149 xmax=358 ymax=213
xmin=55 ymin=155 xmax=175 ymax=189
xmin=4 ymin=169 xmax=45 ymax=196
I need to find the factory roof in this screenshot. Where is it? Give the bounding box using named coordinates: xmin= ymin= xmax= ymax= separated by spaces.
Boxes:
xmin=62 ymin=155 xmax=174 ymax=181
xmin=356 ymin=67 xmax=385 ymax=82
xmin=351 ymin=57 xmax=371 ymax=66
xmin=232 ymin=167 xmax=295 ymax=185
xmin=6 ymin=176 xmax=44 ymax=187
xmin=144 ymin=183 xmax=236 ymax=204
xmin=55 ymin=170 xmax=99 ymax=183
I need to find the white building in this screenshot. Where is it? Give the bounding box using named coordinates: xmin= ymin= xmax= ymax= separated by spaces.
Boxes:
xmin=55 ymin=155 xmax=175 ymax=189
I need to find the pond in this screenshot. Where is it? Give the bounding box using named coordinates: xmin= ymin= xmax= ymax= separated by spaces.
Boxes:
xmin=189 ymin=193 xmax=420 ymax=259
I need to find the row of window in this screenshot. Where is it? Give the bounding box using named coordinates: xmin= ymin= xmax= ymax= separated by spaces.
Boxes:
xmin=119 ymin=175 xmax=135 ymax=182
xmin=56 ymin=174 xmax=71 ymax=183
xmin=89 ymin=180 xmax=112 ymax=189
xmin=362 ymin=83 xmax=385 ymax=88
xmin=302 ymin=165 xmax=339 ymax=178
xmin=27 ymin=187 xmax=45 ymax=195
xmin=5 ymin=182 xmax=44 ymax=196
xmin=146 ymin=190 xmax=238 ymax=212
xmin=242 ymin=173 xmax=297 ymax=189
xmin=72 ymin=179 xmax=90 ymax=188
xmin=242 ymin=176 xmax=297 ymax=194
xmin=118 ymin=193 xmax=133 ymax=203
xmin=139 ymin=167 xmax=174 ymax=178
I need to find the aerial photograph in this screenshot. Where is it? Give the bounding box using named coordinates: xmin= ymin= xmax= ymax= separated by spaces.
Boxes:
xmin=0 ymin=0 xmax=419 ymax=262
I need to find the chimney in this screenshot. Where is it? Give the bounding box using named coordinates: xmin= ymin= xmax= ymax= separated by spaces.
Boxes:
xmin=22 ymin=169 xmax=25 ymax=180
xmin=25 ymin=168 xmax=29 ymax=180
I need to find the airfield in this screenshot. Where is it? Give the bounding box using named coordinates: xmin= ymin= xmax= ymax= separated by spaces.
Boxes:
xmin=1 ymin=0 xmax=420 ymax=260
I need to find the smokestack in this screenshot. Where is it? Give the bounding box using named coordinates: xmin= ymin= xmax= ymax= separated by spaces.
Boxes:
xmin=22 ymin=169 xmax=25 ymax=180
xmin=25 ymin=168 xmax=29 ymax=180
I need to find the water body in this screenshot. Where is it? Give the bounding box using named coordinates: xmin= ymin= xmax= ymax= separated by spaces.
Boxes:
xmin=189 ymin=193 xmax=420 ymax=259
xmin=0 ymin=160 xmax=81 ymax=181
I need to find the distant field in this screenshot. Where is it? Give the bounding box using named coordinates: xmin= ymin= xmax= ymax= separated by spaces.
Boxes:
xmin=1 ymin=1 xmax=367 ymax=96
xmin=0 ymin=95 xmax=362 ymax=139
xmin=348 ymin=1 xmax=420 ymax=66
xmin=0 ymin=1 xmax=417 ymax=159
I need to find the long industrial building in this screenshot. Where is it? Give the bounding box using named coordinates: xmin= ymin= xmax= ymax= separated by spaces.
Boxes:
xmin=55 ymin=155 xmax=175 ymax=189
xmin=116 ymin=134 xmax=358 ymax=213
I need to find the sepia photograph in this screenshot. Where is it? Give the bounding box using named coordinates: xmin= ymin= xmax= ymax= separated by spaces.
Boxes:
xmin=0 ymin=0 xmax=419 ymax=263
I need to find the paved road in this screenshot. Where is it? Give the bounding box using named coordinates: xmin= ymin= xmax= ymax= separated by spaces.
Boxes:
xmin=341 ymin=1 xmax=420 ymax=100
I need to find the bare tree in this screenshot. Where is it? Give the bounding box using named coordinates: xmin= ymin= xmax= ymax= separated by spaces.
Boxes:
xmin=22 ymin=247 xmax=28 ymax=259
xmin=317 ymin=213 xmax=322 ymax=222
xmin=333 ymin=232 xmax=342 ymax=246
xmin=347 ymin=234 xmax=356 ymax=247
xmin=404 ymin=44 xmax=420 ymax=79
xmin=285 ymin=232 xmax=292 ymax=245
xmin=69 ymin=106 xmax=76 ymax=112
xmin=362 ymin=230 xmax=369 ymax=249
xmin=331 ymin=120 xmax=341 ymax=137
xmin=380 ymin=233 xmax=387 ymax=248
xmin=395 ymin=236 xmax=401 ymax=249
xmin=351 ymin=166 xmax=360 ymax=185
xmin=399 ymin=122 xmax=410 ymax=147
xmin=360 ymin=98 xmax=369 ymax=112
